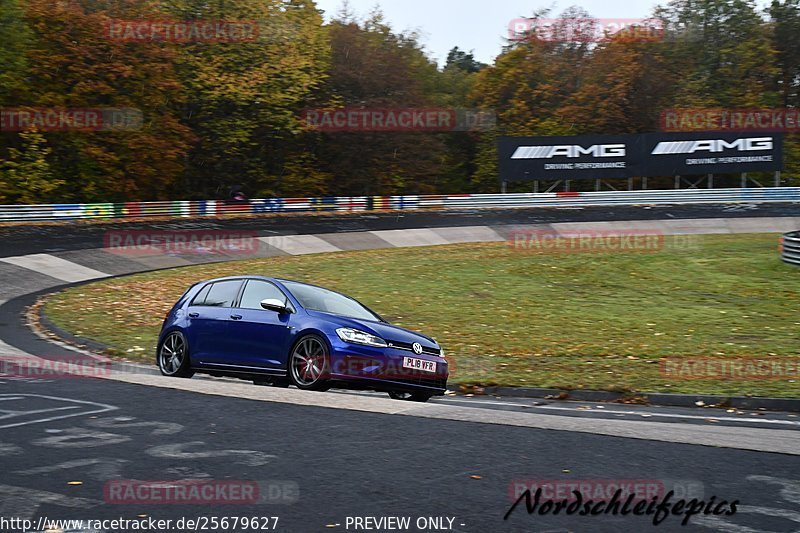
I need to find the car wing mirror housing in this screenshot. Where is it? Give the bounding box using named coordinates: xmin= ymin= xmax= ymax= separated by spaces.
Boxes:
xmin=260 ymin=298 xmax=292 ymax=313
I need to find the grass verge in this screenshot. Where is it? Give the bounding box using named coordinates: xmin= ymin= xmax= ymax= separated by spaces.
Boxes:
xmin=42 ymin=233 xmax=800 ymax=397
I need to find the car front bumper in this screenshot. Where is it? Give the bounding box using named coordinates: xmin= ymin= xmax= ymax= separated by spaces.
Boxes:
xmin=327 ymin=340 xmax=449 ymax=394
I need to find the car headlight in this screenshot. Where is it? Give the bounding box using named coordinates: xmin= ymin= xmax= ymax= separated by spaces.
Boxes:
xmin=336 ymin=328 xmax=388 ymax=348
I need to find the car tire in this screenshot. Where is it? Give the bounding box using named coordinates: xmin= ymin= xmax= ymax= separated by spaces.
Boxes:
xmin=288 ymin=334 xmax=332 ymax=392
xmin=388 ymin=391 xmax=433 ymax=403
xmin=157 ymin=331 xmax=194 ymax=378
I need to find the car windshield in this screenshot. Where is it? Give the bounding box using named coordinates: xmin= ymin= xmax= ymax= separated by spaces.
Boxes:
xmin=282 ymin=281 xmax=382 ymax=322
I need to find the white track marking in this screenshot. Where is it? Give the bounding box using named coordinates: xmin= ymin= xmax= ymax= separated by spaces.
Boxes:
xmin=0 ymin=394 xmax=118 ymax=429
xmin=31 ymin=427 xmax=131 ymax=448
xmin=694 ymin=475 xmax=800 ymax=532
xmin=0 ymin=442 xmax=23 ymax=455
xmin=258 ymin=234 xmax=341 ymax=255
xmin=146 ymin=441 xmax=276 ymax=466
xmin=438 ymin=398 xmax=800 ymax=427
xmin=0 ymin=405 xmax=79 ymax=420
xmin=0 ymin=253 xmax=109 ymax=282
xmin=369 ymin=228 xmax=450 ymax=247
xmin=15 ymin=458 xmax=130 ymax=480
xmin=0 ymin=339 xmax=30 ymax=356
xmin=0 ymin=483 xmax=102 ymax=521
xmin=85 ymin=416 xmax=184 ymax=435
xmin=431 ymin=226 xmax=505 ymax=243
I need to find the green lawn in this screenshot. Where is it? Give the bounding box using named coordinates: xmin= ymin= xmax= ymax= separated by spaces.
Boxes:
xmin=43 ymin=233 xmax=800 ymax=397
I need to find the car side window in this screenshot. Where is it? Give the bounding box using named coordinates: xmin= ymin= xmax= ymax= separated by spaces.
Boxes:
xmin=190 ymin=284 xmax=211 ymax=306
xmin=239 ymin=280 xmax=288 ymax=310
xmin=196 ymin=280 xmax=241 ymax=308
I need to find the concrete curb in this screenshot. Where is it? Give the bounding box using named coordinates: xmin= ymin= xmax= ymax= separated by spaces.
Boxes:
xmin=484 ymin=386 xmax=800 ymax=413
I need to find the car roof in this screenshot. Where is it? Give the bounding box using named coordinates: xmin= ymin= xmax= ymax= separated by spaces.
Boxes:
xmin=201 ymin=276 xmax=322 ymax=290
xmin=203 ymin=275 xmax=277 ymax=283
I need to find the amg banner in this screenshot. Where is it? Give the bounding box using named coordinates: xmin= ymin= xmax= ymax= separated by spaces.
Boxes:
xmin=498 ymin=135 xmax=641 ymax=181
xmin=498 ymin=133 xmax=783 ymax=181
xmin=642 ymin=132 xmax=784 ymax=176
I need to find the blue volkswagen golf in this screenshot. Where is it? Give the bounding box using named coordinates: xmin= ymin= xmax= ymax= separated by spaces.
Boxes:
xmin=157 ymin=277 xmax=448 ymax=402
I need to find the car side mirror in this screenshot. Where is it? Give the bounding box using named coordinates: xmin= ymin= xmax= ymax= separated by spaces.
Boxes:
xmin=260 ymin=298 xmax=291 ymax=313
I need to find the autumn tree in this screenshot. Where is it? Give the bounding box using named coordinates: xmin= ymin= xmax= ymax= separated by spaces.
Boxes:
xmin=20 ymin=0 xmax=193 ymax=201
xmin=0 ymin=0 xmax=30 ymax=105
xmin=655 ymin=0 xmax=779 ymax=107
xmin=467 ymin=7 xmax=599 ymax=191
xmin=164 ymin=0 xmax=330 ymax=198
xmin=556 ymin=36 xmax=676 ymax=134
xmin=0 ymin=131 xmax=63 ymax=203
xmin=767 ymin=0 xmax=800 ymax=182
xmin=308 ymin=11 xmax=453 ymax=196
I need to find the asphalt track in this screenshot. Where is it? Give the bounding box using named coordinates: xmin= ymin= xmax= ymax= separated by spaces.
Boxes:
xmin=0 ymin=203 xmax=799 ymax=532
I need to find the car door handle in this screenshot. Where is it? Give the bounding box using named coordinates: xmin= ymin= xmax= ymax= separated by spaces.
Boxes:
xmin=188 ymin=312 xmax=199 ymax=318
xmin=230 ymin=314 xmax=243 ymax=320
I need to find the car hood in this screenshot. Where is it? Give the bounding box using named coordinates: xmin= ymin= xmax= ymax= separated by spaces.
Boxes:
xmin=306 ymin=310 xmax=439 ymax=348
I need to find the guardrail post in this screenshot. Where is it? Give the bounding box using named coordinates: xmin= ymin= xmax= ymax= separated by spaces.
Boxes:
xmin=782 ymin=231 xmax=800 ymax=266
xmin=501 ymin=180 xmax=507 ymax=194
xmin=675 ymin=175 xmax=680 ymax=189
xmin=708 ymin=174 xmax=714 ymax=189
xmin=544 ymin=181 xmax=562 ymax=193
xmin=775 ymin=171 xmax=781 ymax=187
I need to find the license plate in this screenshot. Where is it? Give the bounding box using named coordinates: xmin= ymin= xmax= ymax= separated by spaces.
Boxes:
xmin=402 ymin=357 xmax=437 ymax=373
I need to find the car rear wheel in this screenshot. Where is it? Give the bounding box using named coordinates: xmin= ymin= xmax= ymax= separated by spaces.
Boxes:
xmin=158 ymin=331 xmax=194 ymax=378
xmin=288 ymin=335 xmax=331 ymax=392
xmin=388 ymin=391 xmax=432 ymax=403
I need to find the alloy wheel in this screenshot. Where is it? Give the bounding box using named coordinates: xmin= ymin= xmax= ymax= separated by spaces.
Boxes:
xmin=159 ymin=331 xmax=192 ymax=377
xmin=290 ymin=336 xmax=329 ymax=389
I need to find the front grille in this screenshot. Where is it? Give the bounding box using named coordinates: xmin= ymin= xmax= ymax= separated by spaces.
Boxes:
xmin=387 ymin=340 xmax=441 ymax=356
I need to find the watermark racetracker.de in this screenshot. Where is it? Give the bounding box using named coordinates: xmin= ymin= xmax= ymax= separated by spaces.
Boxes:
xmin=103 ymin=230 xmax=262 ymax=256
xmin=0 ymin=354 xmax=111 ymax=380
xmin=105 ymin=19 xmax=259 ymax=43
xmin=0 ymin=108 xmax=142 ymax=132
xmin=104 ymin=479 xmax=298 ymax=505
xmin=661 ymin=108 xmax=800 ymax=133
xmin=508 ymin=18 xmax=665 ymax=43
xmin=104 ymin=17 xmax=302 ymax=44
xmin=507 ymin=228 xmax=702 ymax=254
xmin=661 ymin=358 xmax=800 ymax=380
xmin=301 ymin=107 xmax=496 ymax=133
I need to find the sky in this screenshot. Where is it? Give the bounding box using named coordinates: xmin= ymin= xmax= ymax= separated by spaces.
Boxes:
xmin=314 ymin=0 xmax=773 ymax=66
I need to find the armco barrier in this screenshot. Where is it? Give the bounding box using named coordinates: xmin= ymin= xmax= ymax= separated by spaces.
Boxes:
xmin=0 ymin=188 xmax=799 ymax=223
xmin=782 ymin=231 xmax=800 ymax=266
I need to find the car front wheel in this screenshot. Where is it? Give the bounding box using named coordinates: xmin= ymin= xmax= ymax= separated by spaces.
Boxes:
xmin=388 ymin=391 xmax=432 ymax=403
xmin=158 ymin=331 xmax=194 ymax=378
xmin=288 ymin=335 xmax=331 ymax=392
